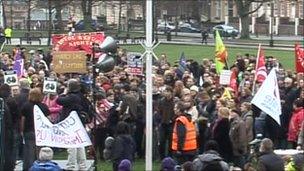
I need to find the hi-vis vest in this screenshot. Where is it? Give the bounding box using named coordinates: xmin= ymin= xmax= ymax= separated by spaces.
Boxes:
xmin=172 ymin=115 xmax=197 ymax=151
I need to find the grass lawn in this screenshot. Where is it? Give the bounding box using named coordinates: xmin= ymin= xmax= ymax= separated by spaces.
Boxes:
xmin=2 ymin=43 xmax=295 ymax=70
xmin=122 ymin=44 xmax=295 ymax=70
xmin=53 ymin=150 xmax=160 ymax=171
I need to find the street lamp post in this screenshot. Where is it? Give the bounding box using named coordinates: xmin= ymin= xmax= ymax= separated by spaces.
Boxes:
xmin=269 ymin=1 xmax=274 ymax=47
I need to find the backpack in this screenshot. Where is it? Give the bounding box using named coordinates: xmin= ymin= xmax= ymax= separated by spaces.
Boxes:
xmin=78 ymin=95 xmax=96 ymax=124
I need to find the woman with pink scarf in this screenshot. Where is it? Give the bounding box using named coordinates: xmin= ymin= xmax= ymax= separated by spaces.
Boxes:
xmin=43 ymin=93 xmax=62 ymax=123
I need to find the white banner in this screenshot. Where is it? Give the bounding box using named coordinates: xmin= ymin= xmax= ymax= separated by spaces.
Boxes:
xmin=34 ymin=105 xmax=92 ymax=148
xmin=251 ymin=68 xmax=281 ymax=125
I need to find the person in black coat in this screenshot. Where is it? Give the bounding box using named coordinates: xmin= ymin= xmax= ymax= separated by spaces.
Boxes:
xmin=12 ymin=78 xmax=30 ymax=161
xmin=0 ymin=84 xmax=15 ymax=171
xmin=257 ymin=138 xmax=284 ymax=171
xmin=20 ymin=88 xmax=50 ymax=171
xmin=111 ymin=121 xmax=136 ymax=171
xmin=56 ymin=79 xmax=90 ymax=170
xmin=211 ymin=107 xmax=233 ymax=162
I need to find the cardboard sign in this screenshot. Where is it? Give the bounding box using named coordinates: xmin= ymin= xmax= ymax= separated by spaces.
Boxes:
xmin=34 ymin=105 xmax=92 ymax=148
xmin=52 ymin=51 xmax=87 ymax=74
xmin=4 ymin=70 xmax=18 ymax=86
xmin=43 ymin=77 xmax=57 ymax=94
xmin=127 ymin=53 xmax=143 ymax=76
xmin=219 ymin=70 xmax=232 ymax=85
xmin=52 ymin=32 xmax=105 ymax=54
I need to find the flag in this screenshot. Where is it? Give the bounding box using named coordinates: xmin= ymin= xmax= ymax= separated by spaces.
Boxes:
xmin=215 ymin=30 xmax=228 ymax=74
xmin=221 ymin=87 xmax=232 ymax=99
xmin=176 ymin=52 xmax=187 ymax=79
xmin=255 ymin=44 xmax=267 ymax=83
xmin=295 ymin=43 xmax=304 ymax=73
xmin=251 ymin=68 xmax=281 ymax=125
xmin=13 ymin=50 xmax=24 ymax=77
xmin=230 ymin=68 xmax=238 ymax=96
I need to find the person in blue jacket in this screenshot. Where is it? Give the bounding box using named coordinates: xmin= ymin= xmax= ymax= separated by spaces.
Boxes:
xmin=30 ymin=147 xmax=62 ymax=171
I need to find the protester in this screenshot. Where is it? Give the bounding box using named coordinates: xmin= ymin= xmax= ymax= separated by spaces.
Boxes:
xmin=211 ymin=107 xmax=233 ymax=162
xmin=56 ymin=79 xmax=90 ymax=170
xmin=110 ymin=121 xmax=135 ymax=171
xmin=118 ymin=159 xmax=132 ymax=171
xmin=30 ymin=147 xmax=62 ymax=171
xmin=0 ymin=84 xmax=15 ymax=170
xmin=171 ymin=101 xmax=197 ymax=164
xmin=160 ymin=157 xmax=177 ymax=171
xmin=257 ymin=138 xmax=284 ymax=171
xmin=20 ymin=88 xmax=50 ymax=170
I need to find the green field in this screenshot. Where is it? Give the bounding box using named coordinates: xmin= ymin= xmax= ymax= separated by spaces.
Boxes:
xmin=121 ymin=44 xmax=295 ymax=70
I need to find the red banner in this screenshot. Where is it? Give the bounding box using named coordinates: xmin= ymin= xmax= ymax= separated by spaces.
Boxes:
xmin=255 ymin=47 xmax=267 ymax=83
xmin=52 ymin=32 xmax=105 ymax=54
xmin=295 ymin=44 xmax=304 ymax=73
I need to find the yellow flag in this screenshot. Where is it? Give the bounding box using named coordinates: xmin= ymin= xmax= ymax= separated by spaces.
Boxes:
xmin=215 ymin=30 xmax=228 ymax=74
xmin=221 ymin=87 xmax=232 ymax=99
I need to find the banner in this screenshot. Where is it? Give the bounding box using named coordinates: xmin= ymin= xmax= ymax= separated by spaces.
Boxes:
xmin=219 ymin=70 xmax=231 ymax=85
xmin=251 ymin=68 xmax=281 ymax=125
xmin=295 ymin=44 xmax=304 ymax=73
xmin=34 ymin=105 xmax=92 ymax=148
xmin=52 ymin=32 xmax=105 ymax=54
xmin=52 ymin=51 xmax=87 ymax=74
xmin=127 ymin=53 xmax=143 ymax=75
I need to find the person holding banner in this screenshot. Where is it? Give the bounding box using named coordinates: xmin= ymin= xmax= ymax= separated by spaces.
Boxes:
xmin=20 ymin=88 xmax=50 ymax=170
xmin=56 ymin=79 xmax=91 ymax=170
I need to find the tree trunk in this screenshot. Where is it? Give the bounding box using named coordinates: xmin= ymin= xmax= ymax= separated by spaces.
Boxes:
xmin=47 ymin=0 xmax=52 ymax=46
xmin=117 ymin=0 xmax=123 ymax=34
xmin=54 ymin=1 xmax=63 ymax=31
xmin=82 ymin=0 xmax=93 ymax=31
xmin=2 ymin=0 xmax=7 ymax=28
xmin=27 ymin=0 xmax=31 ymax=32
xmin=240 ymin=15 xmax=250 ymax=39
xmin=10 ymin=0 xmax=13 ymax=28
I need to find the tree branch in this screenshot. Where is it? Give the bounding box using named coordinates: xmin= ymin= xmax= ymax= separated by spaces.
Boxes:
xmin=246 ymin=2 xmax=264 ymax=16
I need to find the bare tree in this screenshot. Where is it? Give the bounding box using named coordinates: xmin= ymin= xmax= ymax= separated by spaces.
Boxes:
xmin=235 ymin=0 xmax=270 ymax=39
xmin=81 ymin=0 xmax=94 ymax=31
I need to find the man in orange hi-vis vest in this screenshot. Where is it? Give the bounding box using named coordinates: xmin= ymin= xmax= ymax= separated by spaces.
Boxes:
xmin=171 ymin=101 xmax=197 ymax=164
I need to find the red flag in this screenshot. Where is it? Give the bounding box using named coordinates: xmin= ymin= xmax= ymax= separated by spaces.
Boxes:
xmin=255 ymin=45 xmax=267 ymax=83
xmin=230 ymin=67 xmax=238 ymax=97
xmin=295 ymin=44 xmax=304 ymax=73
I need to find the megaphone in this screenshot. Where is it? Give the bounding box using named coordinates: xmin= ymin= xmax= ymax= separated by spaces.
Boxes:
xmin=96 ymin=54 xmax=116 ymax=73
xmin=97 ymin=36 xmax=118 ymax=54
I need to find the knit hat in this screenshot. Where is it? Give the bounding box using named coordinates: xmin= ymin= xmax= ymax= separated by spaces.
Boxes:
xmin=67 ymin=79 xmax=81 ymax=93
xmin=118 ymin=159 xmax=132 ymax=171
xmin=161 ymin=157 xmax=176 ymax=171
xmin=39 ymin=147 xmax=53 ymax=161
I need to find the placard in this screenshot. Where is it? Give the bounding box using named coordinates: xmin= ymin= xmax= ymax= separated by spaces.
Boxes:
xmin=4 ymin=70 xmax=18 ymax=86
xmin=127 ymin=53 xmax=143 ymax=76
xmin=52 ymin=32 xmax=105 ymax=54
xmin=43 ymin=77 xmax=57 ymax=94
xmin=34 ymin=105 xmax=92 ymax=148
xmin=52 ymin=51 xmax=87 ymax=74
xmin=219 ymin=70 xmax=232 ymax=85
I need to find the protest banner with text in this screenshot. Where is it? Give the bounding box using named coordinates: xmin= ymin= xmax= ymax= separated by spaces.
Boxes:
xmin=34 ymin=105 xmax=92 ymax=148
xmin=52 ymin=51 xmax=87 ymax=74
xmin=52 ymin=32 xmax=105 ymax=54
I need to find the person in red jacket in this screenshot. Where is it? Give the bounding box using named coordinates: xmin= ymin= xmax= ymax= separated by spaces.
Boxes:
xmin=288 ymin=99 xmax=304 ymax=148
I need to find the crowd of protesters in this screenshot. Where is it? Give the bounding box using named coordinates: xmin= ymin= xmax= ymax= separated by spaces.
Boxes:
xmin=0 ymin=43 xmax=304 ymax=171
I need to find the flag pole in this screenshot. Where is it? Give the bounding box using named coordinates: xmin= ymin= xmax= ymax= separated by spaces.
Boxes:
xmin=252 ymin=44 xmax=261 ymax=95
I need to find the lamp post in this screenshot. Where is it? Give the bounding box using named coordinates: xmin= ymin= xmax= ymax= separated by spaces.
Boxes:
xmin=269 ymin=1 xmax=274 ymax=47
